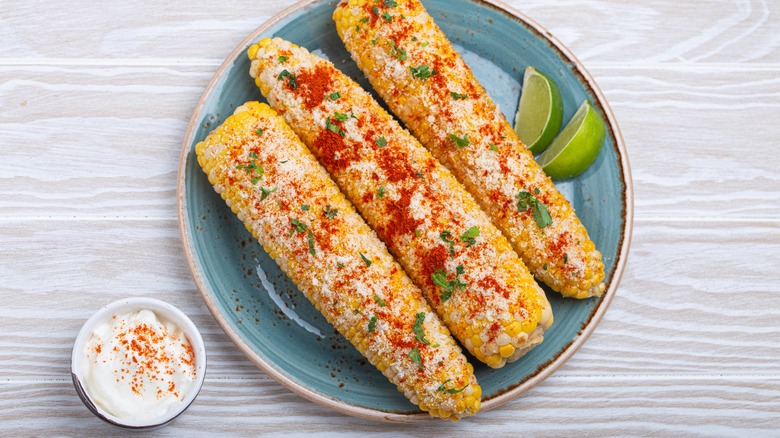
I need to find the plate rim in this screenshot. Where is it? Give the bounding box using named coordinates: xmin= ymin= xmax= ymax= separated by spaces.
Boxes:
xmin=177 ymin=0 xmax=634 ymax=423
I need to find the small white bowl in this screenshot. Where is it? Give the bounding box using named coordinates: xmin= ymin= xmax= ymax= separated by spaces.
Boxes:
xmin=71 ymin=297 xmax=207 ymax=429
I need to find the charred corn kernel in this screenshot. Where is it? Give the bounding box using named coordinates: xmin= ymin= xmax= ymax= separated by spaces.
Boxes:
xmin=249 ymin=37 xmax=552 ymax=369
xmin=196 ymin=101 xmax=479 ymax=420
xmin=334 ymin=0 xmax=606 ymax=299
xmin=499 ymin=344 xmax=515 ymax=358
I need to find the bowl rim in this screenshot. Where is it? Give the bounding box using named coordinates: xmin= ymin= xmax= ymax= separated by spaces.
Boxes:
xmin=70 ymin=297 xmax=207 ymax=429
xmin=177 ymin=0 xmax=633 ymax=423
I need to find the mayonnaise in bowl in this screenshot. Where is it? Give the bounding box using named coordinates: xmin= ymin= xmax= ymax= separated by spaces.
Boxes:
xmin=72 ymin=298 xmax=206 ymax=429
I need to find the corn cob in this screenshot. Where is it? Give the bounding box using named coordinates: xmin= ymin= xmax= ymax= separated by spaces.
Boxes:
xmin=248 ymin=38 xmax=552 ymax=369
xmin=196 ymin=101 xmax=480 ymax=420
xmin=333 ymin=0 xmax=606 ymax=299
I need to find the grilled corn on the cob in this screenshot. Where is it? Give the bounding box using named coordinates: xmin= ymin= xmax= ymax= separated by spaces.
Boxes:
xmin=196 ymin=101 xmax=480 ymax=420
xmin=248 ymin=38 xmax=552 ymax=369
xmin=334 ymin=0 xmax=606 ymax=299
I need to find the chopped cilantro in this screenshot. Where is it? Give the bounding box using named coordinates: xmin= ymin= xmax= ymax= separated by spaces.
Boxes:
xmin=259 ymin=186 xmax=276 ymax=201
xmin=390 ymin=41 xmax=406 ymax=61
xmin=373 ymin=295 xmax=386 ymax=307
xmin=408 ymin=346 xmax=423 ymax=370
xmin=371 ymin=38 xmax=377 ymax=46
xmin=516 ymin=188 xmax=552 ymax=229
xmin=337 ymin=262 xmax=345 ymax=269
xmin=431 ymin=265 xmax=467 ymax=303
xmin=278 ymin=55 xmax=288 ymax=64
xmin=377 ymin=186 xmax=385 ymax=198
xmin=301 ymin=204 xmax=310 ymax=211
xmin=236 ymin=153 xmax=264 ymax=182
xmin=368 ymin=314 xmax=378 ymax=332
xmin=410 ymin=64 xmax=435 ymax=80
xmin=290 ymin=218 xmax=308 ymax=234
xmin=384 ymin=0 xmax=397 ymax=6
xmin=489 ymin=143 xmax=498 ymax=152
xmin=307 ymin=230 xmax=316 ymax=255
xmin=450 ymin=92 xmax=468 ymax=100
xmin=413 ymin=312 xmax=430 ymax=345
xmin=375 ymin=136 xmax=387 ymax=148
xmin=361 ymin=17 xmax=369 ymax=23
xmin=277 ymin=69 xmax=297 ymax=89
xmin=359 ymin=252 xmax=372 ymax=267
xmin=372 ymin=6 xmax=379 ymax=16
xmin=334 ymin=111 xmax=349 ymax=122
xmin=382 ymin=11 xmax=392 ymax=22
xmin=564 ymin=254 xmax=569 ymax=264
xmin=324 ymin=205 xmax=338 ymax=219
xmin=421 ymin=41 xmax=429 ymax=47
xmin=329 ymin=91 xmax=341 ymax=100
xmin=460 ymin=226 xmax=479 ymax=247
xmin=415 ymin=171 xmax=423 ymax=179
xmin=437 ymin=380 xmax=469 ymax=394
xmin=255 ymin=128 xmax=264 ymax=136
xmin=448 ymin=133 xmax=470 ymax=148
xmin=439 ymin=230 xmax=455 ymax=256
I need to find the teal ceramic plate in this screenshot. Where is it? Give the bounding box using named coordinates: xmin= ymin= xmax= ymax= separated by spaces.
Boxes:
xmin=178 ymin=0 xmax=632 ymax=422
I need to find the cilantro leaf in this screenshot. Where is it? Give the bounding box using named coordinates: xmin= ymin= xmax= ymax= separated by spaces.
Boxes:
xmin=413 ymin=312 xmax=430 ymax=345
xmin=460 ymin=226 xmax=479 ymax=247
xmin=408 ymin=346 xmax=423 ymax=370
xmin=448 ymin=133 xmax=470 ymax=148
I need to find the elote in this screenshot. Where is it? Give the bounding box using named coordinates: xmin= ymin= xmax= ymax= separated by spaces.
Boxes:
xmin=333 ymin=0 xmax=606 ymax=299
xmin=196 ymin=101 xmax=480 ymax=420
xmin=248 ymin=38 xmax=552 ymax=369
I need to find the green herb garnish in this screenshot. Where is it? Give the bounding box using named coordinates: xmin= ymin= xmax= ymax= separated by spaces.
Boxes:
xmin=410 ymin=65 xmax=435 ymax=81
xmin=373 ymin=295 xmax=386 ymax=307
xmin=413 ymin=312 xmax=430 ymax=345
xmin=324 ymin=205 xmax=338 ymax=219
xmin=450 ymin=92 xmax=468 ymax=100
xmin=278 ymin=55 xmax=288 ymax=64
xmin=377 ymin=186 xmax=385 ymax=198
xmin=259 ymin=186 xmax=276 ymax=201
xmin=431 ymin=265 xmax=467 ymax=303
xmin=439 ymin=230 xmax=455 ymax=256
xmin=390 ymin=41 xmax=406 ymax=61
xmin=368 ymin=314 xmax=378 ymax=332
xmin=277 ymin=69 xmax=297 ymax=89
xmin=375 ymin=136 xmax=387 ymax=148
xmin=516 ymin=188 xmax=552 ymax=229
xmin=359 ymin=252 xmax=372 ymax=267
xmin=329 ymin=91 xmax=341 ymax=100
xmin=307 ymin=230 xmax=316 ymax=255
xmin=408 ymin=346 xmax=423 ymax=370
xmin=448 ymin=133 xmax=470 ymax=148
xmin=301 ymin=204 xmax=310 ymax=211
xmin=460 ymin=226 xmax=479 ymax=247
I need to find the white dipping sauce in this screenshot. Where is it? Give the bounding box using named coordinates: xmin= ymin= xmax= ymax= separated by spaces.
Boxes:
xmin=82 ymin=309 xmax=197 ymax=422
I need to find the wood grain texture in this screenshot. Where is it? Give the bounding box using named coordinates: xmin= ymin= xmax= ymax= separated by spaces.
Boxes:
xmin=1 ymin=0 xmax=779 ymax=434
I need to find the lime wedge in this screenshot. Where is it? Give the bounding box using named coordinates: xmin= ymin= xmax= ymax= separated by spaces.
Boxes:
xmin=536 ymin=100 xmax=606 ymax=180
xmin=513 ymin=66 xmax=564 ymax=154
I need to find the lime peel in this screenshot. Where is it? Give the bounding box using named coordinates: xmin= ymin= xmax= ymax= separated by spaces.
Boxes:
xmin=513 ymin=66 xmax=564 ymax=154
xmin=537 ymin=100 xmax=606 ymax=180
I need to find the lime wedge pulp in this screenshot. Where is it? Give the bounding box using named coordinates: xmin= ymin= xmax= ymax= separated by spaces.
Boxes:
xmin=513 ymin=66 xmax=564 ymax=154
xmin=536 ymin=100 xmax=606 ymax=180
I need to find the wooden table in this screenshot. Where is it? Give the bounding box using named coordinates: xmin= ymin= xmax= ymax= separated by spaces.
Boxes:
xmin=2 ymin=0 xmax=778 ymax=435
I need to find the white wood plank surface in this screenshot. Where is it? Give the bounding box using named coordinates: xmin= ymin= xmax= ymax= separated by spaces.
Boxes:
xmin=1 ymin=0 xmax=779 ymax=434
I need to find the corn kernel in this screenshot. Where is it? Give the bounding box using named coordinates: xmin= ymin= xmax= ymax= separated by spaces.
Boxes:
xmin=499 ymin=344 xmax=515 ymax=358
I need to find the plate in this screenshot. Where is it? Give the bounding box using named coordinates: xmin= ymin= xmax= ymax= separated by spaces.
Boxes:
xmin=177 ymin=0 xmax=632 ymax=422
